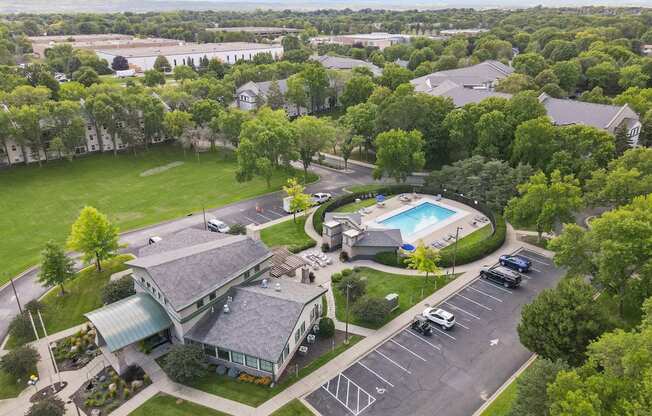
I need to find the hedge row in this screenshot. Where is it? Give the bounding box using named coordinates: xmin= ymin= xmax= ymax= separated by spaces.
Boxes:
xmin=288 ymin=240 xmax=317 ymax=254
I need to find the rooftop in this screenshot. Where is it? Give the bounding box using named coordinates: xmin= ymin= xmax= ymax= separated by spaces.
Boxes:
xmin=311 ymin=55 xmax=382 ymax=76
xmin=411 ymin=60 xmax=513 ymax=93
xmin=426 ymin=80 xmax=512 ymax=106
xmin=208 ymin=26 xmax=300 ymax=33
xmin=138 ymin=228 xmax=227 ymax=258
xmin=539 ymin=93 xmax=638 ymax=129
xmin=186 ymin=279 xmax=326 ymax=362
xmin=126 ymin=235 xmax=273 ymax=311
xmin=95 ymin=42 xmax=282 ymax=57
xmin=353 ymin=228 xmax=403 ymax=247
xmin=29 ymin=33 xmax=132 ymax=43
xmin=338 ymin=32 xmax=407 ymax=40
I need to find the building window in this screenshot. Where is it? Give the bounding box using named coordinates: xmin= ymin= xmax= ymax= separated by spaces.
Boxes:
xmin=217 ymin=348 xmax=230 ymax=361
xmin=11 ymin=145 xmax=16 ymax=151
xmin=245 ymin=355 xmax=258 ymax=369
xmin=204 ymin=344 xmax=216 ymax=357
xmin=196 ymin=299 xmax=204 ymax=309
xmin=254 ymin=264 xmax=260 ymax=272
xmin=294 ymin=328 xmax=300 ymax=343
xmin=260 ymin=360 xmax=273 ymax=373
xmin=231 ymin=351 xmax=244 ymax=365
xmin=141 ymin=277 xmax=145 ymax=283
xmin=209 ymin=292 xmax=216 ymax=301
xmin=146 ymin=282 xmax=151 ymax=289
xmin=244 ymin=270 xmax=250 ymax=279
xmin=91 ymin=145 xmax=96 ymax=151
xmin=300 ymin=321 xmax=306 ymax=335
xmin=284 ymin=344 xmax=289 ymax=360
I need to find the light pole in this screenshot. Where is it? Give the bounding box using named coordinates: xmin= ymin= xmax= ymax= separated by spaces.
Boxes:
xmin=9 ymin=275 xmax=22 ymax=314
xmin=452 ymin=226 xmax=463 ymax=276
xmin=344 ymin=283 xmax=351 ymax=344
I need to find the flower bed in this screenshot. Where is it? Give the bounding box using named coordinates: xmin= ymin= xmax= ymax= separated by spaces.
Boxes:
xmin=52 ymin=324 xmax=100 ymax=371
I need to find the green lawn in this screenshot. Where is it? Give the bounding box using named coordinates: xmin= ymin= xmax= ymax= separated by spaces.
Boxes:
xmin=333 ymin=267 xmax=454 ymax=329
xmin=184 ymin=335 xmax=362 ymax=407
xmin=440 ymin=224 xmax=492 ymax=255
xmin=480 ymin=359 xmax=535 ymax=416
xmin=260 ymin=216 xmax=316 ymax=253
xmin=345 ymin=184 xmax=383 ymax=193
xmin=0 ymin=145 xmax=314 ymax=283
xmin=6 ymin=255 xmax=133 ymax=348
xmin=0 ymin=368 xmax=27 ymax=399
xmin=333 ymin=198 xmax=376 ymax=213
xmin=130 ymin=393 xmax=231 ymax=416
xmin=271 ymin=399 xmax=314 ymax=416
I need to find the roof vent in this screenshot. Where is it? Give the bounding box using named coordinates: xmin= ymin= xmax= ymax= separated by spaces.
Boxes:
xmin=261 ymin=279 xmax=268 ymax=288
xmin=211 ymin=306 xmax=215 ymax=314
xmin=227 ymin=296 xmax=233 ymax=303
xmin=275 ymin=282 xmax=281 ymax=292
xmin=223 ymin=304 xmax=230 ymax=313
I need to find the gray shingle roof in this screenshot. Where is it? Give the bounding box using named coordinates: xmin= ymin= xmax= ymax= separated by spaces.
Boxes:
xmin=539 ymin=93 xmax=638 ymax=130
xmin=237 ymin=79 xmax=288 ymax=98
xmin=138 ymin=229 xmax=227 ymax=257
xmin=353 ymin=229 xmax=403 ymax=247
xmin=411 ymin=60 xmax=513 ymax=93
xmin=126 ymin=236 xmax=273 ymax=311
xmin=324 ymin=212 xmax=362 ymax=225
xmin=426 ymin=80 xmax=512 ymax=106
xmin=311 ymin=55 xmax=382 ymax=76
xmin=186 ymin=279 xmax=326 ymax=362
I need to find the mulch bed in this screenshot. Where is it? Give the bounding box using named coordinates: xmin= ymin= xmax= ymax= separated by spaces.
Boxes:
xmin=29 ymin=382 xmax=68 ymax=403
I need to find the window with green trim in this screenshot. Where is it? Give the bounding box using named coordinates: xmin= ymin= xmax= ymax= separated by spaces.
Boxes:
xmin=245 ymin=355 xmax=258 ymax=369
xmin=203 ymin=344 xmax=216 ymax=357
xmin=260 ymin=360 xmax=273 ymax=373
xmin=231 ymin=351 xmax=244 ymax=365
xmin=217 ymin=348 xmax=230 ymax=361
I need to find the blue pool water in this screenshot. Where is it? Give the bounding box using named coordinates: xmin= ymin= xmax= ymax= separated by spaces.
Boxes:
xmin=380 ymin=202 xmax=456 ymax=236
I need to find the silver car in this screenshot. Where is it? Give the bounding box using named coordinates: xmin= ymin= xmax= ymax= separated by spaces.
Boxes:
xmin=422 ymin=307 xmax=456 ymax=330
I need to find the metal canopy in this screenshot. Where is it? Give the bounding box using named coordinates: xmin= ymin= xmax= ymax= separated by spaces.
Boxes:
xmin=85 ymin=293 xmax=172 ymax=352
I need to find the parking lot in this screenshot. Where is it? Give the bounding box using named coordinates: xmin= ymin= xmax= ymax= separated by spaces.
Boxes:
xmin=306 ymin=248 xmax=564 ymax=416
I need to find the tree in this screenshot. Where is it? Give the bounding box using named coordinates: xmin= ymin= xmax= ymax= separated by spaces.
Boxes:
xmin=373 ymin=129 xmax=426 ymax=183
xmin=285 ymin=74 xmax=308 ymax=115
xmin=72 ymin=66 xmax=99 ymax=87
xmin=340 ymin=134 xmax=362 ymax=171
xmin=352 ymin=295 xmax=392 ymax=326
xmin=505 ymin=170 xmax=583 ymax=242
xmin=549 ymin=195 xmax=652 ymax=319
xmin=406 ymin=241 xmax=442 ymax=288
xmin=509 ymin=359 xmax=569 ymax=416
xmin=378 ymin=63 xmax=413 ymax=90
xmin=67 ymin=206 xmax=120 ymax=272
xmin=10 ymin=104 xmax=46 ymax=166
xmin=237 ymin=107 xmax=297 ymax=169
xmin=552 ymin=60 xmax=582 ymax=94
xmin=294 ymin=116 xmax=335 ymax=178
xmin=341 ymin=102 xmax=377 ymax=159
xmin=496 ymin=73 xmax=537 ymax=94
xmin=511 ymin=117 xmax=558 ymax=170
xmin=47 ymin=100 xmax=86 ymax=159
xmin=101 ymin=275 xmax=135 ymax=305
xmin=518 ymin=277 xmax=610 ymax=366
xmin=586 ymin=62 xmax=619 ymax=95
xmin=336 ymin=274 xmax=367 ymax=302
xmin=173 ymin=65 xmax=197 ymax=82
xmin=142 ymin=69 xmax=165 ymax=87
xmin=283 ymin=178 xmax=312 ymax=222
xmin=215 ymin=108 xmax=251 ymax=147
xmin=1 ymin=345 xmax=39 ymax=380
xmin=618 ymin=65 xmax=649 ymax=90
xmin=164 ymin=110 xmax=194 ymax=154
xmin=613 ymin=124 xmax=630 ymax=157
xmin=162 ymin=344 xmax=208 ymax=383
xmin=340 ymin=75 xmax=375 ymax=108
xmin=153 ymin=55 xmax=171 ymax=72
xmin=26 ymin=397 xmax=66 ymax=416
xmin=266 ymin=79 xmax=285 ymax=110
xmin=190 ymin=99 xmax=221 ymax=127
xmin=59 ymin=81 xmax=86 ymax=101
xmin=111 ymin=55 xmax=129 ymax=71
xmin=302 ymin=64 xmax=329 ymax=112
xmin=282 ymin=35 xmax=302 ymax=51
xmin=513 ymin=53 xmax=547 ymax=77
xmin=638 ymin=109 xmax=652 ymax=148
xmin=474 ymin=110 xmax=513 ymax=160
xmin=319 ymin=317 xmax=335 ymax=337
xmin=38 ymin=241 xmax=74 ymax=295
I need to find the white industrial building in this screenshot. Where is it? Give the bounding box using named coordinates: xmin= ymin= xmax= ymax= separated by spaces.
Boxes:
xmin=94 ymin=42 xmax=284 ymax=72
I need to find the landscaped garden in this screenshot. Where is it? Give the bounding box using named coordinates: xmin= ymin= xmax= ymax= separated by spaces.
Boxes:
xmin=51 ymin=325 xmax=100 ymax=371
xmin=332 ymin=267 xmax=454 ymax=329
xmin=270 ymin=399 xmax=315 ymax=416
xmin=6 ymin=254 xmax=133 ymax=349
xmin=0 ymin=144 xmax=316 ymax=283
xmin=260 ymin=216 xmax=316 ymax=253
xmin=130 ymin=393 xmax=231 ymax=416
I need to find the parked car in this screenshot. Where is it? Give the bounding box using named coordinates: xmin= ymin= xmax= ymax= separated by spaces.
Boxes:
xmin=422 ymin=307 xmax=455 ymax=330
xmin=411 ymin=315 xmax=433 ymax=336
xmin=207 ymin=218 xmax=230 ymax=233
xmin=311 ymin=192 xmax=332 ymax=205
xmin=499 ymin=254 xmax=532 ymax=273
xmin=480 ymin=265 xmax=522 ymax=288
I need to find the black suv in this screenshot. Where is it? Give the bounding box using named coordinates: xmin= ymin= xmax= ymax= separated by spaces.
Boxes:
xmin=480 ymin=266 xmax=522 ymax=288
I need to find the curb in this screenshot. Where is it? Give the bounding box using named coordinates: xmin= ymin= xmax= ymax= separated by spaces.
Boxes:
xmin=471 ymin=354 xmax=537 ymax=416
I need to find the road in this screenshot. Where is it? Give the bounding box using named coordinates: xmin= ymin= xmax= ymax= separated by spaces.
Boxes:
xmin=0 ymin=160 xmax=383 ymax=342
xmin=306 ymin=248 xmax=564 ymax=416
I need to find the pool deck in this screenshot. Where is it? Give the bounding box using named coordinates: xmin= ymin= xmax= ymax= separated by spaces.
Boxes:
xmin=358 ymin=194 xmax=489 ymax=247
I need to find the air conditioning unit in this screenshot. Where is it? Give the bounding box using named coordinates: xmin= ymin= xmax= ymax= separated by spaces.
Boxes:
xmin=261 ymin=279 xmax=268 ymax=288
xmin=223 ymin=304 xmax=230 ymax=313
xmin=275 ymin=283 xmax=281 ymax=292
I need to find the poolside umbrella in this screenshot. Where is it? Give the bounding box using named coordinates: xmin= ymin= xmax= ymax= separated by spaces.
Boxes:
xmin=376 ymin=195 xmax=386 ymax=203
xmin=401 ymin=243 xmax=416 ymax=252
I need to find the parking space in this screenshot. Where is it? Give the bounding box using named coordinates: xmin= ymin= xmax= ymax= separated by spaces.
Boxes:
xmin=306 ymin=248 xmax=565 ymax=416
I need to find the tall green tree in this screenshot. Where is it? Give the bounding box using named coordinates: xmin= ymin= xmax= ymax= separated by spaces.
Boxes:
xmin=283 ymin=178 xmax=312 ymax=222
xmin=10 ymin=105 xmax=46 ymax=166
xmin=164 ymin=110 xmax=194 ymax=155
xmin=511 ymin=117 xmax=558 ymax=170
xmin=294 ymin=116 xmax=335 ymax=178
xmin=67 ymin=206 xmax=120 ymax=272
xmin=285 ymin=74 xmax=308 ymax=115
xmin=406 ymin=241 xmax=442 ymax=288
xmin=340 ymin=75 xmax=375 ymax=108
xmin=38 ymin=241 xmax=75 ymax=295
xmin=373 ymin=129 xmax=425 ymax=183
xmin=509 ymin=359 xmax=569 ymax=416
xmin=474 ymin=110 xmax=512 ymax=160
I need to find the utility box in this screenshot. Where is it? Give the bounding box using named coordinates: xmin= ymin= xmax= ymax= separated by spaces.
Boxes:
xmin=385 ymin=293 xmax=399 ymax=312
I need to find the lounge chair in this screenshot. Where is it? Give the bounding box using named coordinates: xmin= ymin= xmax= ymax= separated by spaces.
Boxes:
xmin=399 ymin=194 xmax=410 ymax=203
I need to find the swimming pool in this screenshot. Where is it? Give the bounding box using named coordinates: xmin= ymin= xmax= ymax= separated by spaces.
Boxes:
xmin=380 ymin=202 xmax=457 ymax=237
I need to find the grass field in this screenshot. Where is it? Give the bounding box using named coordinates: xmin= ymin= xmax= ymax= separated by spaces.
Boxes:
xmin=0 ymin=145 xmax=314 ymax=284
xmin=333 ymin=267 xmax=453 ymax=329
xmin=480 ymin=359 xmax=536 ymax=416
xmin=183 ymin=335 xmax=362 ymax=407
xmin=260 ymin=216 xmax=315 ymax=253
xmin=6 ymin=255 xmax=133 ymax=349
xmin=440 ymin=224 xmax=492 ymax=255
xmin=270 ymin=399 xmax=314 ymax=416
xmin=333 ymin=198 xmax=376 ymax=213
xmin=129 ymin=393 xmax=231 ymax=416
xmin=0 ymin=368 xmax=27 ymax=399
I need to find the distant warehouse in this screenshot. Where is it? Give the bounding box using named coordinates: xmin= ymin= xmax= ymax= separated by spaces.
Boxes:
xmin=94 ymin=42 xmax=284 ymax=72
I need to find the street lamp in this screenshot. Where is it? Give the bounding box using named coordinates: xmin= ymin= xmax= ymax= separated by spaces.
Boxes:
xmin=452 ymin=226 xmax=463 ymax=276
xmin=8 ymin=275 xmax=22 ymax=314
xmin=344 ymin=283 xmax=352 ymax=344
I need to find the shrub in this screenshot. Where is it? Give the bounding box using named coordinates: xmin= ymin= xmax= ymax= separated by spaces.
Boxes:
xmin=26 ymin=396 xmax=66 ymax=416
xmin=120 ymin=364 xmax=145 ymax=383
xmin=1 ymin=345 xmax=40 ymax=379
xmin=331 ymin=272 xmax=343 ymax=283
xmin=101 ymin=276 xmax=136 ymax=305
xmin=373 ymin=251 xmax=407 ymax=268
xmin=24 ymin=300 xmax=44 ymax=314
xmin=336 ymin=275 xmax=367 ymax=302
xmin=339 ymin=251 xmax=349 ymax=262
xmin=321 ymin=243 xmax=330 ymax=252
xmin=352 ymin=295 xmax=392 ymax=326
xmin=227 ymin=223 xmax=247 ymax=235
xmin=162 ymin=344 xmax=208 ymax=383
xmin=341 ymin=268 xmax=353 ymax=277
xmin=439 ymin=214 xmax=507 ymax=267
xmin=8 ymin=313 xmax=36 ymax=346
xmin=319 ymin=317 xmax=335 ymax=337
xmin=289 ymin=239 xmax=317 ymax=254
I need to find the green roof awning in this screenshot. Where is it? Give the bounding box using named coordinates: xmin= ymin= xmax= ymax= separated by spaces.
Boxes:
xmin=85 ymin=293 xmax=172 ymax=352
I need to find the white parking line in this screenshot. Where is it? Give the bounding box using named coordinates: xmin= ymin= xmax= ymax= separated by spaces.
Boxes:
xmin=268 ymin=208 xmax=285 ymax=216
xmin=242 ymin=216 xmax=259 ymax=225
xmin=476 ymin=279 xmax=513 ymax=294
xmin=466 ymin=286 xmax=503 ymax=302
xmin=433 ymin=327 xmax=457 ymax=341
xmin=357 ymin=362 xmax=395 ymax=387
xmin=256 ymin=212 xmax=274 ymax=221
xmin=457 ymin=294 xmax=493 ymax=310
xmin=389 ymin=339 xmax=427 ymax=362
xmin=374 ymin=350 xmax=412 ymax=374
xmin=405 ymin=330 xmax=441 ymax=350
xmin=444 ymin=301 xmax=481 ymax=320
xmin=530 ymin=267 xmax=541 ymax=273
xmin=518 ymin=255 xmax=548 ymax=265
xmin=321 ymin=373 xmax=376 ymax=416
xmin=455 ymin=321 xmax=470 ymax=330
